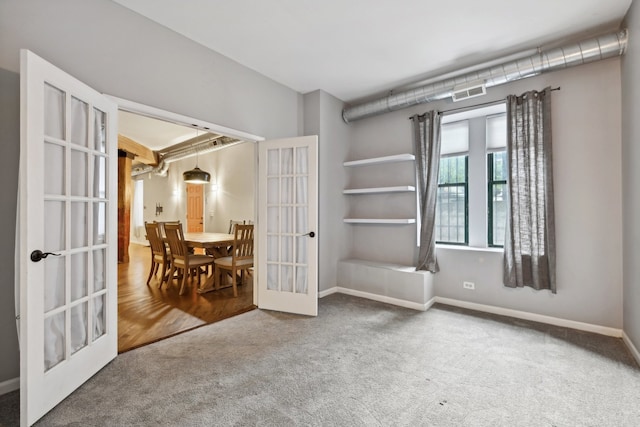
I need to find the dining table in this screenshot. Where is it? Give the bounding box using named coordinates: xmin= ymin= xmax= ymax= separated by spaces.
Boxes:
xmin=183 ymin=232 xmax=235 ymax=293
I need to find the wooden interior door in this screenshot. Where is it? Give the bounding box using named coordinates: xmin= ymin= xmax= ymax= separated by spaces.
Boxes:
xmin=19 ymin=49 xmax=118 ymax=426
xmin=186 ymin=183 xmax=204 ymax=233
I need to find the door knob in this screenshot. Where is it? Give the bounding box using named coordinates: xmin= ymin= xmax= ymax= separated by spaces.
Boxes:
xmin=30 ymin=250 xmax=61 ymax=262
xmin=301 ymin=231 xmax=315 ymax=238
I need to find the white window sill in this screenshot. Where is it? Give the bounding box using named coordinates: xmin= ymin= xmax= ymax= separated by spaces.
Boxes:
xmin=436 ymin=244 xmax=504 ymax=254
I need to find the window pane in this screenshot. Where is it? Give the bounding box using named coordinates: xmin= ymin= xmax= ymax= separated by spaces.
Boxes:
xmin=436 ymin=155 xmax=467 ymax=244
xmin=438 ymin=155 xmax=467 ymax=185
xmin=435 ymin=185 xmax=466 ymax=244
xmin=492 ymin=151 xmax=508 ymax=181
xmin=491 ymin=183 xmax=507 ymax=246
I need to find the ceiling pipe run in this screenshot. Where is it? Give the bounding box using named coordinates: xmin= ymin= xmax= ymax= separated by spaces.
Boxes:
xmin=342 ymin=29 xmax=628 ymax=123
xmin=131 ymin=136 xmax=243 ymax=177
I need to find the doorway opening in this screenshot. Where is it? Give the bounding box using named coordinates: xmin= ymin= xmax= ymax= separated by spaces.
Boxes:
xmin=112 ymin=97 xmax=262 ymax=352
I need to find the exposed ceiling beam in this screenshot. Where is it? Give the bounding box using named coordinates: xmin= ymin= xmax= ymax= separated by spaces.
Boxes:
xmin=118 ymin=135 xmax=158 ymax=165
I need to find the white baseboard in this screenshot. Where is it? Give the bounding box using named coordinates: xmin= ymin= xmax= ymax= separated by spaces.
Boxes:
xmin=622 ymin=331 xmax=640 ymax=366
xmin=0 ymin=377 xmax=19 ymax=396
xmin=324 ymin=286 xmax=434 ymax=311
xmin=318 ymin=287 xmax=339 ymax=298
xmin=435 ymin=297 xmax=623 ymax=338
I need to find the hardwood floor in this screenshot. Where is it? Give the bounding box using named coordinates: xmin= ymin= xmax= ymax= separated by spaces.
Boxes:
xmin=118 ymin=243 xmax=255 ymax=353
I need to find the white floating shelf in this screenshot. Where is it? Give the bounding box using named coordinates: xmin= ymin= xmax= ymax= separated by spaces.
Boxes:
xmin=343 ymin=186 xmax=415 ymax=195
xmin=344 ymin=218 xmax=416 ymax=224
xmin=343 ymin=153 xmax=415 ymax=167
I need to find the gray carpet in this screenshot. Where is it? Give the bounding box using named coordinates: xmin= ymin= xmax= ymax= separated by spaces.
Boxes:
xmin=1 ymin=293 xmax=639 ymax=426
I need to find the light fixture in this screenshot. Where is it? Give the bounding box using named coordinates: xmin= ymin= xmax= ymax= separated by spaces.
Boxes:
xmin=183 ymin=130 xmax=211 ymax=184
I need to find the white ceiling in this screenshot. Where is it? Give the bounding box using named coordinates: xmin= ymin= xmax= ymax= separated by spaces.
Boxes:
xmin=112 ymin=0 xmax=632 ymax=103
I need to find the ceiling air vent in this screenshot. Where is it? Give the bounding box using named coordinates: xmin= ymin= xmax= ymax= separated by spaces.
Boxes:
xmin=451 ymin=82 xmax=487 ymax=102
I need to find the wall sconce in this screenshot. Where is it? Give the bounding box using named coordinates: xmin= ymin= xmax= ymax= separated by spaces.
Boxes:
xmin=155 ymin=203 xmax=163 ymax=216
xmin=210 ymin=183 xmax=219 ymax=193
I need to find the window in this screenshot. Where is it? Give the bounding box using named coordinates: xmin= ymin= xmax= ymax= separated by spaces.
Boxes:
xmin=488 ymin=151 xmax=507 ymax=246
xmin=486 ymin=113 xmax=507 ymax=247
xmin=433 ymin=104 xmax=507 ymax=248
xmin=436 ymin=122 xmax=469 ymax=244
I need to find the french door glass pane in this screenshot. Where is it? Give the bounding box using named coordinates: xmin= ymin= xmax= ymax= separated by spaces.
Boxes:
xmin=267 ymin=207 xmax=278 ymax=233
xmin=295 ymin=147 xmax=308 ymax=173
xmin=267 ymin=236 xmax=279 ymax=262
xmin=93 ymin=202 xmax=106 ymax=244
xmin=295 ymin=266 xmax=308 ymax=294
xmin=282 ymin=236 xmax=292 ymax=263
xmin=70 ymin=97 xmax=88 ymax=147
xmin=93 ymin=294 xmax=106 ymax=340
xmin=281 ymin=177 xmax=293 ymax=204
xmin=93 ymin=248 xmax=106 ymax=292
xmin=267 ymin=149 xmax=279 ymax=175
xmin=44 ymin=83 xmax=65 ymax=140
xmin=44 ymin=255 xmax=65 ymax=312
xmin=71 ymin=202 xmax=87 ymax=248
xmin=281 ymin=207 xmax=292 ymax=233
xmin=70 ymin=252 xmax=88 ymax=300
xmin=70 ymin=303 xmax=88 ymax=354
xmin=44 ymin=142 xmax=65 ymax=195
xmin=94 ymin=108 xmax=106 ymax=153
xmin=44 ymin=312 xmax=65 ymax=371
xmin=267 ymin=264 xmax=278 ymax=290
xmin=70 ymin=150 xmax=88 ymax=196
xmin=94 ymin=155 xmax=107 ymax=199
xmin=45 ymin=201 xmax=65 ymax=252
xmin=296 ymin=177 xmax=307 ymax=203
xmin=296 ymin=237 xmax=307 ymax=263
xmin=267 ymin=178 xmax=279 ymax=204
xmin=281 ymin=148 xmax=293 ymax=174
xmin=281 ymin=265 xmax=293 ymax=292
xmin=296 ymin=207 xmax=307 ymax=234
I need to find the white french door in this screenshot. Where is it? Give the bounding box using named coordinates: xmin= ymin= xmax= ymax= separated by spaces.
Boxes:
xmin=257 ymin=136 xmax=318 ymax=316
xmin=19 ymin=50 xmax=118 ymax=426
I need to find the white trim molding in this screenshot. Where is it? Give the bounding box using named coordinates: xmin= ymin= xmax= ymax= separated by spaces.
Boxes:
xmin=320 ymin=286 xmax=435 ymax=312
xmin=0 ymin=377 xmax=19 ymax=396
xmin=104 ymin=95 xmax=265 ymax=143
xmin=435 ymin=297 xmax=623 ymax=337
xmin=622 ymin=331 xmax=640 ymax=366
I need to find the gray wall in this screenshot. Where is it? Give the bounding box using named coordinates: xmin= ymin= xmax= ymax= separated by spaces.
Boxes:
xmin=0 ymin=0 xmax=302 ymax=384
xmin=622 ymin=5 xmax=640 ymax=348
xmin=349 ymin=58 xmax=624 ymax=328
xmin=0 ymin=68 xmax=20 ymax=384
xmin=303 ymin=90 xmax=351 ymax=292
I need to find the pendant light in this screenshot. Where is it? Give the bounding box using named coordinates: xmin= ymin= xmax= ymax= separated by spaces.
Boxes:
xmin=183 ymin=130 xmax=211 ymax=184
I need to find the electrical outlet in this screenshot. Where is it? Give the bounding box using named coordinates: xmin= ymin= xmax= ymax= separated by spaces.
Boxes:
xmin=463 ymin=281 xmax=475 ymax=290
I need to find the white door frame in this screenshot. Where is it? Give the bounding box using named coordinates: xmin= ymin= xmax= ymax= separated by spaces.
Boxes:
xmin=105 ymin=96 xmax=264 ymax=304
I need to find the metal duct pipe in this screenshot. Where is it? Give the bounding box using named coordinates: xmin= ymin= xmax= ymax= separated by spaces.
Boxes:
xmin=342 ymin=30 xmax=628 ymax=123
xmin=131 ymin=137 xmax=243 ymax=177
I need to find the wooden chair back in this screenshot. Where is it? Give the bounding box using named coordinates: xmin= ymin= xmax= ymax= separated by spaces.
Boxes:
xmin=145 ymin=222 xmax=166 ymax=257
xmin=164 ymin=222 xmax=188 ymax=259
xmin=155 ymin=220 xmax=181 ymax=239
xmin=228 ymin=219 xmax=245 ymax=234
xmin=233 ymin=224 xmax=254 ymax=261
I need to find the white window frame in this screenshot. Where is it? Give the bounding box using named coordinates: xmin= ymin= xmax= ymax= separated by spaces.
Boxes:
xmin=430 ymin=102 xmax=507 ymax=250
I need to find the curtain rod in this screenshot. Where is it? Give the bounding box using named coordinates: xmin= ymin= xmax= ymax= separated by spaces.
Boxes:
xmin=409 ymin=86 xmax=560 ymax=120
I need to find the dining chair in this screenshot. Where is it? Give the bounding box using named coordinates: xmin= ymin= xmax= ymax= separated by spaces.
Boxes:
xmin=214 ymin=224 xmax=254 ymax=297
xmin=228 ymin=219 xmax=245 ymax=234
xmin=144 ymin=222 xmax=171 ymax=288
xmin=164 ymin=222 xmax=215 ymax=295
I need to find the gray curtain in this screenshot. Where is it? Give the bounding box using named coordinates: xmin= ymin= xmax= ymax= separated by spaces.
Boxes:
xmin=504 ymin=87 xmax=556 ymax=292
xmin=412 ymin=111 xmax=441 ymax=272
